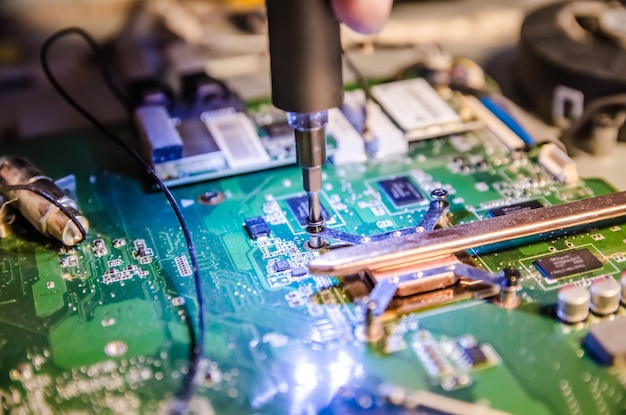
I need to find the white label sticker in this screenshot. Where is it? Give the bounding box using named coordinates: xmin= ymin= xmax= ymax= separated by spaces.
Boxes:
xmin=371 ymin=78 xmax=460 ymax=131
xmin=204 ymin=112 xmax=270 ymax=169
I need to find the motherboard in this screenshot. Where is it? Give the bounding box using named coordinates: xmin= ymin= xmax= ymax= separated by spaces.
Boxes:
xmin=1 ymin=77 xmax=626 ymax=415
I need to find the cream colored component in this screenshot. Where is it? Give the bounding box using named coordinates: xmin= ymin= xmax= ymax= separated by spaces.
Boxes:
xmin=538 ymin=143 xmax=579 ymax=184
xmin=0 ymin=156 xmax=88 ymax=246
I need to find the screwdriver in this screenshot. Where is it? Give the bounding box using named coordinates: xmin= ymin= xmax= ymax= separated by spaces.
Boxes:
xmin=265 ymin=0 xmax=344 ymax=248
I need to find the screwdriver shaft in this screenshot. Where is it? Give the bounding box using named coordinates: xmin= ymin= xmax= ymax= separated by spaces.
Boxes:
xmin=307 ymin=186 xmax=321 ymax=223
xmin=290 ymin=112 xmax=328 ymax=249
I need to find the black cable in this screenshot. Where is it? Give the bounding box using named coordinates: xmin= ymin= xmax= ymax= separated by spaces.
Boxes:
xmin=0 ymin=184 xmax=87 ymax=243
xmin=41 ymin=28 xmax=204 ymax=414
xmin=341 ymin=48 xmax=372 ymax=139
xmin=342 ymin=49 xmax=371 ymax=99
xmin=560 ymin=93 xmax=626 ymax=144
xmin=44 ymin=27 xmax=131 ymax=111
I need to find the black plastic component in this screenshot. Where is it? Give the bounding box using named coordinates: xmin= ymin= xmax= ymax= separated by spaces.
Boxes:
xmin=263 ymin=121 xmax=293 ymax=140
xmin=182 ymin=74 xmax=225 ymax=103
xmin=463 ymin=345 xmax=489 ymax=366
xmin=265 ymin=0 xmax=344 ymax=113
xmin=488 ymin=200 xmax=543 ymax=217
xmin=517 ymin=2 xmax=626 ymax=121
xmin=116 ymin=37 xmax=175 ymax=109
xmin=585 ymin=317 xmax=626 ymax=367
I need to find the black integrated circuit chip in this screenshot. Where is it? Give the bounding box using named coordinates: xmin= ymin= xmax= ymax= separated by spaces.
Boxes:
xmin=286 ymin=195 xmax=330 ymax=226
xmin=488 ymin=200 xmax=543 ymax=217
xmin=291 ymin=267 xmax=307 ymax=277
xmin=244 ymin=216 xmax=270 ymax=239
xmin=274 ymin=260 xmax=290 ymax=272
xmin=463 ymin=345 xmax=488 ymax=366
xmin=262 ymin=121 xmax=293 ymax=139
xmin=534 ymin=248 xmax=603 ymax=280
xmin=378 ymin=176 xmax=424 ymax=207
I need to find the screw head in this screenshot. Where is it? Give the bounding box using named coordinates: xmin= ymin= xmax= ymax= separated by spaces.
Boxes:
xmin=197 ymin=190 xmax=224 ymax=205
xmin=502 ymin=268 xmax=521 ymax=287
xmin=430 ymin=188 xmax=449 ymax=200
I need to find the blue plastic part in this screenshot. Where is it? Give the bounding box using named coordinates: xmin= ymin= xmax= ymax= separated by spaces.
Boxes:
xmin=480 ymin=96 xmax=535 ymax=146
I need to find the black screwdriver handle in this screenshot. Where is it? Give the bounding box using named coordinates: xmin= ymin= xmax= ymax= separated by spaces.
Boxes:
xmin=265 ymin=0 xmax=344 ymax=113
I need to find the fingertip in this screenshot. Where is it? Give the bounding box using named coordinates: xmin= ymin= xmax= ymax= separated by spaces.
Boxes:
xmin=331 ymin=0 xmax=392 ymax=34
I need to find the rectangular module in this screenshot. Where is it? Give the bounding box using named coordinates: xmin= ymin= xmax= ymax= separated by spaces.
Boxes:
xmin=203 ymin=112 xmax=271 ymax=169
xmin=371 ymin=78 xmax=461 ymax=132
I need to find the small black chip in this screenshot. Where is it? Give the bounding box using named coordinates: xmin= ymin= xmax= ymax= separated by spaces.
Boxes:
xmin=244 ymin=216 xmax=270 ymax=240
xmin=534 ymin=248 xmax=603 ymax=280
xmin=488 ymin=200 xmax=543 ymax=217
xmin=286 ymin=195 xmax=330 ymax=226
xmin=463 ymin=345 xmax=488 ymax=366
xmin=378 ymin=176 xmax=423 ymax=207
xmin=262 ymin=121 xmax=293 ymax=139
xmin=274 ymin=260 xmax=290 ymax=272
xmin=291 ymin=267 xmax=307 ymax=277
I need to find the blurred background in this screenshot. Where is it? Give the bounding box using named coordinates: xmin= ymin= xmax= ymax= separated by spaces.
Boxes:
xmin=1 ymin=0 xmax=625 ymax=187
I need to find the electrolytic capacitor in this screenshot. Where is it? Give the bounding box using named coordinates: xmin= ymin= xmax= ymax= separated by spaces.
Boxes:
xmin=590 ymin=278 xmax=621 ymax=316
xmin=557 ymin=285 xmax=590 ymax=323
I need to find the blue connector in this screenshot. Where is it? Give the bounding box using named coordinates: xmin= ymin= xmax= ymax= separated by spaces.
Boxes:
xmin=480 ymin=96 xmax=535 ymax=146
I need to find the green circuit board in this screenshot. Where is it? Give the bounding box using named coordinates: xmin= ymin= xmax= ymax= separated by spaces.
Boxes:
xmin=2 ymin=103 xmax=626 ymax=414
